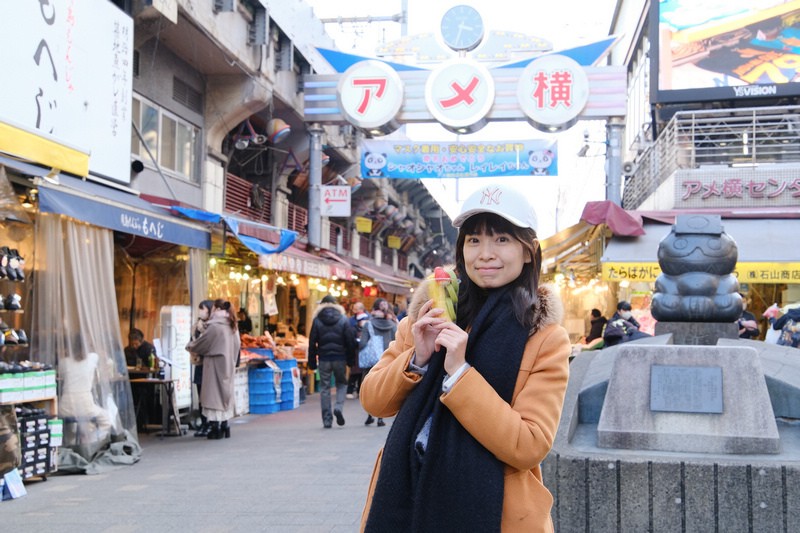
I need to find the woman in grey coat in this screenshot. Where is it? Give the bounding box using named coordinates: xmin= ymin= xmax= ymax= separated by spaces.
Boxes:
xmin=185 ymin=299 xmax=241 ymax=439
xmin=359 ymin=298 xmax=398 ymax=427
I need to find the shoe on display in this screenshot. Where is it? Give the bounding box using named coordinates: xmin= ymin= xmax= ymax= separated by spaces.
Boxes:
xmin=0 ymin=294 xmax=5 ymax=311
xmin=1 ymin=247 xmax=16 ymax=281
xmin=9 ymin=249 xmax=23 ymax=281
xmin=5 ymin=293 xmax=20 ymax=311
xmin=16 ymin=330 xmax=28 ymax=345
xmin=4 ymin=329 xmax=18 ymax=345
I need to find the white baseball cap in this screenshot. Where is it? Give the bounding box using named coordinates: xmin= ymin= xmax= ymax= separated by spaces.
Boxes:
xmin=452 ymin=184 xmax=538 ymax=231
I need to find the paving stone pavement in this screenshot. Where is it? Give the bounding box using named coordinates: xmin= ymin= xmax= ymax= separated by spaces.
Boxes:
xmin=1 ymin=394 xmax=390 ymax=533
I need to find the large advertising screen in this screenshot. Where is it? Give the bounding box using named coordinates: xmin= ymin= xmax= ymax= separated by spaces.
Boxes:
xmin=652 ymin=0 xmax=800 ymax=103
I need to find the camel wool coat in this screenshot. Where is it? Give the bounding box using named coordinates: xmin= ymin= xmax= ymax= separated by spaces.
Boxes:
xmin=359 ymin=282 xmax=570 ymax=533
xmin=185 ymin=315 xmax=240 ymax=412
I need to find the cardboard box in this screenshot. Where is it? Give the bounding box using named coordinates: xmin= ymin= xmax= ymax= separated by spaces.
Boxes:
xmin=0 ymin=388 xmax=24 ymax=403
xmin=37 ymin=432 xmax=49 ymax=447
xmin=49 ymin=435 xmax=62 ymax=447
xmin=43 ymin=370 xmax=56 ymax=386
xmin=23 ymin=386 xmax=47 ymax=401
xmin=0 ymin=373 xmax=23 ymax=390
xmin=20 ymin=432 xmax=37 ymax=450
xmin=44 ymin=385 xmax=56 ymax=398
xmin=48 ymin=419 xmax=63 ymax=437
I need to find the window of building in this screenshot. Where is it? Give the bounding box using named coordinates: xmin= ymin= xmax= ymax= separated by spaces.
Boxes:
xmin=131 ymin=95 xmax=202 ymax=182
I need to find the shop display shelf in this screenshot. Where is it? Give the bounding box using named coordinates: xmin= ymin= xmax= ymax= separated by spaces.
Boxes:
xmin=249 ymin=401 xmax=279 ymax=414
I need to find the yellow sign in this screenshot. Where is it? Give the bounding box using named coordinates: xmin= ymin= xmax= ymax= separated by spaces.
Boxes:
xmin=603 ymin=262 xmax=800 ymax=284
xmin=387 ymin=235 xmax=402 ymax=249
xmin=356 ymin=217 xmax=372 ymax=233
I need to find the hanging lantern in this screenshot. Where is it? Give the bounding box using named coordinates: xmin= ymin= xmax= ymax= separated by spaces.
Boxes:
xmin=383 ymin=204 xmax=398 ymax=220
xmin=375 ymin=198 xmax=389 ymax=214
xmin=266 ymin=118 xmax=291 ymax=144
xmin=321 ymin=151 xmax=330 ymax=166
xmin=349 ymin=177 xmax=362 ymax=194
xmin=390 ymin=210 xmax=405 ymax=225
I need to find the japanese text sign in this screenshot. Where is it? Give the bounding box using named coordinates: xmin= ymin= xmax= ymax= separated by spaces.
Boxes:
xmin=321 ymin=186 xmax=351 ymax=217
xmin=425 ymin=58 xmax=495 ymax=132
xmin=517 ymin=54 xmax=590 ymax=130
xmin=361 ymin=138 xmax=558 ymax=179
xmin=603 ymin=262 xmax=800 ymax=284
xmin=0 ymin=0 xmax=134 ymax=183
xmin=337 ymin=60 xmax=404 ymax=131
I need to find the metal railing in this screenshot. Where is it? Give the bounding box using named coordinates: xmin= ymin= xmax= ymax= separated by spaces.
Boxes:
xmin=622 ymin=105 xmax=800 ymax=209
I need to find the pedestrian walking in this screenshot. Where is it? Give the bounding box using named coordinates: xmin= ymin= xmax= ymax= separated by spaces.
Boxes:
xmin=359 ymin=298 xmax=397 ymax=427
xmin=308 ymin=294 xmax=356 ymax=428
xmin=359 ymin=183 xmax=571 ymax=532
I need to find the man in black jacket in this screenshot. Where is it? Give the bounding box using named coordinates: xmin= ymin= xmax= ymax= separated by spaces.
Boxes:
xmin=308 ymin=295 xmax=356 ymax=428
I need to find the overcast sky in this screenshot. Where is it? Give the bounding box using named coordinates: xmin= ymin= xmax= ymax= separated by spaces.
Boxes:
xmin=305 ymin=0 xmax=620 ymax=238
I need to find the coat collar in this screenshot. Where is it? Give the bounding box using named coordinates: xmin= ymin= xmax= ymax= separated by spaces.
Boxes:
xmin=408 ymin=268 xmax=563 ymax=336
xmin=311 ymin=302 xmax=347 ymax=320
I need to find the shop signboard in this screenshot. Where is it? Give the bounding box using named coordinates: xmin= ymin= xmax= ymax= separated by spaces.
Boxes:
xmin=336 ymin=60 xmax=404 ymax=135
xmin=425 ymin=58 xmax=495 ymax=133
xmin=159 ymin=305 xmax=192 ymax=410
xmin=259 ymin=253 xmax=331 ymax=278
xmin=651 ymin=0 xmax=800 ymax=104
xmin=517 ymin=54 xmax=590 ymax=132
xmin=388 ymin=236 xmax=402 ymax=249
xmin=360 ymin=138 xmax=558 ymax=179
xmin=356 ymin=217 xmax=373 ymax=233
xmin=0 ymin=0 xmax=134 ymax=183
xmin=677 ymin=175 xmax=800 ymax=208
xmin=603 ymin=261 xmax=800 ymax=283
xmin=321 ymin=185 xmax=350 ymax=217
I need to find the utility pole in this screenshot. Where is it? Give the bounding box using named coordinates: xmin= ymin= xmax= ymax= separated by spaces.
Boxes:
xmin=308 ymin=123 xmax=324 ymax=250
xmin=605 ymin=120 xmax=624 ymax=206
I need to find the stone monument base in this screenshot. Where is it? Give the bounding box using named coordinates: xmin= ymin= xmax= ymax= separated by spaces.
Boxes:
xmin=654 ymin=321 xmax=739 ymax=345
xmin=597 ymin=345 xmax=779 ymax=454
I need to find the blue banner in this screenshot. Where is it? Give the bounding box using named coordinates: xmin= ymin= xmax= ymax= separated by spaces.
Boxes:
xmin=361 ymin=139 xmax=558 ymax=179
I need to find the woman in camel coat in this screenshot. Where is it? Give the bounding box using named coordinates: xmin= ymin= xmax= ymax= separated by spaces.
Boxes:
xmin=359 ymin=184 xmax=570 ymax=533
xmin=185 ymin=299 xmax=240 ymax=439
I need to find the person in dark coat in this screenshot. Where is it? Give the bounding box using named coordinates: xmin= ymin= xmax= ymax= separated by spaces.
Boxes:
xmin=308 ymin=294 xmax=356 ymax=428
xmin=586 ymin=309 xmax=607 ymax=343
xmin=603 ymin=301 xmax=650 ymax=347
xmin=359 ymin=298 xmax=398 ymax=427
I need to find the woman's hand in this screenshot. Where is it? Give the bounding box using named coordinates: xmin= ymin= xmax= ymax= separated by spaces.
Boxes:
xmin=411 ymin=299 xmax=448 ymax=367
xmin=435 ymin=322 xmax=469 ymax=375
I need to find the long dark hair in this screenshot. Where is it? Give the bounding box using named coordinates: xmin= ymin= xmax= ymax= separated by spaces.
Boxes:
xmin=213 ymin=298 xmax=237 ymax=331
xmin=454 ymin=212 xmax=541 ymax=329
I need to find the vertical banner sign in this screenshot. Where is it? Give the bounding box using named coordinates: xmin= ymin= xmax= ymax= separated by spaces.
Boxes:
xmin=321 ymin=185 xmax=351 ymax=217
xmin=160 ymin=305 xmax=192 ymax=409
xmin=361 ymin=138 xmax=558 ymax=179
xmin=0 ymin=0 xmax=134 ymax=183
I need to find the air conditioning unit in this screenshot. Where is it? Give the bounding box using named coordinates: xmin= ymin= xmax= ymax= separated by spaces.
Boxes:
xmin=622 ymin=161 xmax=637 ymax=177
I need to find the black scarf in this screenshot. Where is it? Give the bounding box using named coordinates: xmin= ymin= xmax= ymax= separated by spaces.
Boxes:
xmin=365 ymin=286 xmax=528 ymax=533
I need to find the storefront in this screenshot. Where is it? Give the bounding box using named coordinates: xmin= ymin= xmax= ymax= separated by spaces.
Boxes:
xmin=601 ymin=215 xmax=800 ymax=339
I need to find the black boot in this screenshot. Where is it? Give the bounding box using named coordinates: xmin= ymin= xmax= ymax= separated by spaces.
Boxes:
xmin=365 ymin=415 xmax=375 ymax=425
xmin=206 ymin=421 xmax=223 ymax=440
xmin=377 ymin=418 xmax=386 ymax=427
xmin=221 ymin=420 xmax=230 ymax=439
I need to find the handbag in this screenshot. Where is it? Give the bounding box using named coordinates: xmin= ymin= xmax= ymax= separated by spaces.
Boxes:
xmin=358 ymin=321 xmax=384 ymax=369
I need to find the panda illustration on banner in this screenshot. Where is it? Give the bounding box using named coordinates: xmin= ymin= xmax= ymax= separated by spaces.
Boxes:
xmin=363 ymin=152 xmax=388 ymax=177
xmin=529 ymin=149 xmax=555 ymax=175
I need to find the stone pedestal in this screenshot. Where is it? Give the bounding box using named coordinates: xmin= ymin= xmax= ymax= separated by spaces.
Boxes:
xmin=654 ymin=321 xmax=738 ymax=345
xmin=597 ymin=345 xmax=779 ymax=454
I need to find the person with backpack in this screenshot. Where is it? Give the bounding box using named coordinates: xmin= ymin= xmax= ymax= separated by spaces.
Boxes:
xmin=359 ymin=298 xmax=398 ymax=427
xmin=308 ymin=295 xmax=357 ymax=428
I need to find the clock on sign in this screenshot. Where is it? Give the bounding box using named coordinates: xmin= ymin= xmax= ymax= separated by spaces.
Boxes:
xmin=440 ymin=5 xmax=484 ymax=52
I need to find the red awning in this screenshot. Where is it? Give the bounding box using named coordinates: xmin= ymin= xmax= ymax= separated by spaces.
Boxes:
xmin=580 ymin=200 xmax=645 ymax=236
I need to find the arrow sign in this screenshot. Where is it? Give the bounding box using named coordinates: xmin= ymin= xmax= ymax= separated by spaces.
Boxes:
xmin=321 ymin=185 xmax=351 ymax=217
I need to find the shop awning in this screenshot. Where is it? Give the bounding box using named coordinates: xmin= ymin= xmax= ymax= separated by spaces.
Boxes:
xmin=318 ymin=250 xmax=352 ymax=280
xmin=350 ymin=260 xmax=413 ymax=295
xmin=601 ymin=219 xmax=800 ymax=282
xmin=37 ymin=175 xmax=211 ymax=249
xmin=169 ymin=206 xmax=296 ymax=255
xmin=0 ymin=118 xmax=90 ymax=177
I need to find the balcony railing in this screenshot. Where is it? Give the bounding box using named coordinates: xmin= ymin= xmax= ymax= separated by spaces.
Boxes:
xmin=224 ymin=173 xmax=272 ymax=223
xmin=286 ymin=203 xmax=308 ymax=236
xmin=329 ymin=222 xmax=351 ymax=253
xmin=622 ymin=104 xmax=800 ymax=209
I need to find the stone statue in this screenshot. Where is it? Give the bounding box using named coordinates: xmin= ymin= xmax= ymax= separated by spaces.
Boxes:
xmin=651 ymin=214 xmax=742 ymax=322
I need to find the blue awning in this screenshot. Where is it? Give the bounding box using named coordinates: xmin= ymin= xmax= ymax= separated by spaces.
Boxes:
xmin=37 ymin=175 xmax=211 ymax=250
xmin=170 ymin=206 xmax=297 ymax=255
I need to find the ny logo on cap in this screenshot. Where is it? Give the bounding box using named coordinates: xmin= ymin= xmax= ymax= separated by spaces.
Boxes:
xmin=480 ymin=187 xmax=502 ymax=206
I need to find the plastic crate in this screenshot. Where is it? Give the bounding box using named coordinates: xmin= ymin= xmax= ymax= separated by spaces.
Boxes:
xmin=250 ymin=402 xmax=279 ymax=414
xmin=279 ymin=401 xmax=295 ymax=411
xmin=250 ymin=392 xmax=277 ymax=404
xmin=249 ymin=381 xmax=275 ymax=394
xmin=280 ymin=390 xmax=294 ymax=402
xmin=274 ymin=358 xmax=297 ymax=371
xmin=249 ymin=368 xmax=274 ymax=382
